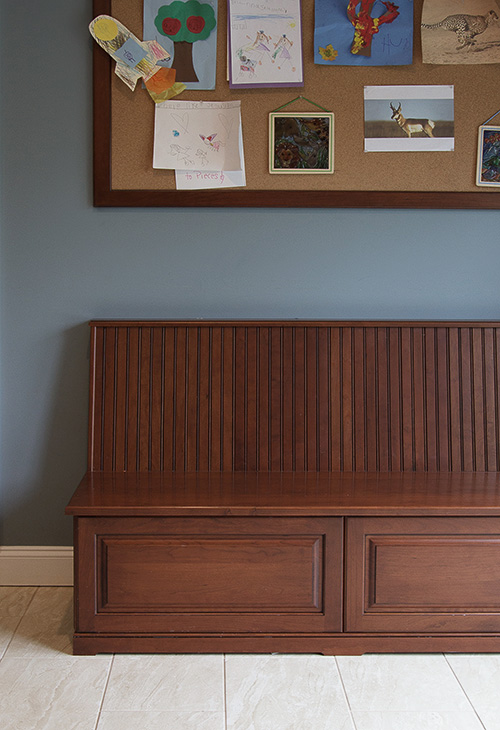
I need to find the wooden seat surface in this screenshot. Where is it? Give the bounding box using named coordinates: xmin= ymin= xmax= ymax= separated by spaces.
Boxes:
xmin=66 ymin=470 xmax=500 ymax=516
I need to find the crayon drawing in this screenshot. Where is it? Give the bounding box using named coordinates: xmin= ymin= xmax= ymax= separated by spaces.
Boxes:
xmin=153 ymin=100 xmax=243 ymax=171
xmin=229 ymin=0 xmax=304 ymax=88
xmin=314 ymin=0 xmax=413 ymax=66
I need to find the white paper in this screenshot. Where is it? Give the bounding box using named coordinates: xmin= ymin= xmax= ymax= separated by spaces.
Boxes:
xmin=175 ymin=123 xmax=246 ymax=188
xmin=228 ymin=0 xmax=304 ymax=88
xmin=153 ymin=100 xmax=243 ymax=171
xmin=364 ymin=85 xmax=455 ymax=152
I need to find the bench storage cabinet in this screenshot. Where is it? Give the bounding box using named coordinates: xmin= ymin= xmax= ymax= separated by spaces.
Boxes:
xmin=66 ymin=320 xmax=500 ymax=655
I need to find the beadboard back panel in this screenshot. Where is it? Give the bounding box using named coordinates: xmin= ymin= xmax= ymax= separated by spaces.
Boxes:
xmin=88 ymin=321 xmax=500 ymax=473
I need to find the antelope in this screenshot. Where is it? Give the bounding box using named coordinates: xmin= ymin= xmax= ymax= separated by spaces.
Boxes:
xmin=390 ymin=102 xmax=435 ymax=138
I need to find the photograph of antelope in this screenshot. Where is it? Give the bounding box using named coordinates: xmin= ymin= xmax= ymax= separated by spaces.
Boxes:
xmin=421 ymin=0 xmax=500 ymax=64
xmin=364 ymin=85 xmax=455 ymax=151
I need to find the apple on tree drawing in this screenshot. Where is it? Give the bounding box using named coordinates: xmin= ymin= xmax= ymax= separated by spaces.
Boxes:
xmin=155 ymin=1 xmax=216 ymax=82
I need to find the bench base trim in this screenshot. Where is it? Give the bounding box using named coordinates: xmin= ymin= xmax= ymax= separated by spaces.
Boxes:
xmin=72 ymin=632 xmax=500 ymax=656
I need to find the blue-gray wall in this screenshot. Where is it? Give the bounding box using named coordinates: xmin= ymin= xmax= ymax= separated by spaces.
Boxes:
xmin=1 ymin=2 xmax=499 ymax=546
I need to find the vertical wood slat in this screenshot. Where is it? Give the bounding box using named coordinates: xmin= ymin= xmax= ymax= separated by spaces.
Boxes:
xmin=389 ymin=328 xmax=402 ymax=472
xmin=282 ymin=328 xmax=294 ymax=472
xmin=89 ymin=322 xmax=500 ymax=474
xmin=162 ymin=327 xmax=175 ymax=471
xmin=484 ymin=328 xmax=497 ymax=472
xmin=413 ymin=329 xmax=425 ymax=472
xmin=126 ymin=328 xmax=139 ymax=472
xmin=114 ymin=327 xmax=128 ymax=472
xmin=89 ymin=325 xmax=103 ymax=471
xmin=186 ymin=328 xmax=199 ymax=471
xmin=293 ymin=328 xmax=306 ymax=472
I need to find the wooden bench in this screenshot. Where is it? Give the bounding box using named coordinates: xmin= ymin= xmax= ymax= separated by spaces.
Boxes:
xmin=66 ymin=320 xmax=500 ymax=655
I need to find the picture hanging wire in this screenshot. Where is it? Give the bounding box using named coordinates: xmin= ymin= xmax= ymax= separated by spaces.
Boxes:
xmin=482 ymin=109 xmax=500 ymax=125
xmin=272 ymin=95 xmax=331 ymax=113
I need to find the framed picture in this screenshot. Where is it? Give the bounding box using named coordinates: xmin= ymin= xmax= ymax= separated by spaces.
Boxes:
xmin=476 ymin=125 xmax=500 ymax=187
xmin=269 ymin=112 xmax=334 ymax=174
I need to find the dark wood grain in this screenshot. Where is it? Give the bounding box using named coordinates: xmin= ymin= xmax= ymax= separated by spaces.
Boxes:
xmin=346 ymin=516 xmax=500 ymax=632
xmin=68 ymin=319 xmax=500 ymax=655
xmin=76 ymin=516 xmax=342 ymax=635
xmin=66 ymin=471 xmax=500 ymax=517
xmin=87 ymin=321 xmax=500 ymax=474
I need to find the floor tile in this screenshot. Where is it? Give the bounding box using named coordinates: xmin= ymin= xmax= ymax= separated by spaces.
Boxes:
xmin=5 ymin=586 xmax=73 ymax=657
xmin=102 ymin=655 xmax=224 ymax=712
xmin=446 ymin=654 xmax=500 ymax=729
xmin=471 ymin=707 xmax=500 ymax=730
xmin=97 ymin=710 xmax=224 ymax=729
xmin=0 ymin=656 xmax=111 ymax=730
xmin=0 ymin=618 xmax=21 ymax=659
xmin=0 ymin=587 xmax=37 ymax=659
xmin=225 ymin=654 xmax=355 ymax=730
xmin=336 ymin=654 xmax=471 ymax=712
xmin=351 ymin=710 xmax=486 ymax=729
xmin=0 ymin=586 xmax=36 ymax=616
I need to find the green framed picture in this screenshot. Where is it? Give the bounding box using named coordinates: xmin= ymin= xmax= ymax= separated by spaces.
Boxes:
xmin=476 ymin=125 xmax=500 ymax=187
xmin=269 ymin=112 xmax=334 ymax=174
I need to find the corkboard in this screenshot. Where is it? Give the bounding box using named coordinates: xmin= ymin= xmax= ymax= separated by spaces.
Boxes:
xmin=92 ymin=0 xmax=500 ymax=207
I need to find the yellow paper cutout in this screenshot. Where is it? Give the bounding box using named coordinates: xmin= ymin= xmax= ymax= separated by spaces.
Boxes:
xmin=89 ymin=14 xmax=185 ymax=102
xmin=93 ymin=17 xmax=119 ymax=41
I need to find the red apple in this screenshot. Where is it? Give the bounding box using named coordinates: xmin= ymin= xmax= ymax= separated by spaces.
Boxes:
xmin=186 ymin=15 xmax=206 ymax=33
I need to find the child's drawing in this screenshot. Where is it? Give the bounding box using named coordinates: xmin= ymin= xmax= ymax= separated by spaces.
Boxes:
xmin=228 ymin=0 xmax=304 ymax=88
xmin=143 ymin=0 xmax=218 ymax=90
xmin=200 ymin=133 xmax=223 ymax=151
xmin=314 ymin=0 xmax=413 ymax=66
xmin=272 ymin=34 xmax=295 ymax=70
xmin=169 ymin=143 xmax=193 ymax=166
xmin=153 ymin=100 xmax=243 ymax=170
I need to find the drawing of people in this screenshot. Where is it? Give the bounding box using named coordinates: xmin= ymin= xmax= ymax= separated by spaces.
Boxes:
xmin=272 ymin=35 xmax=294 ymax=70
xmin=252 ymin=30 xmax=271 ymax=52
xmin=169 ymin=143 xmax=193 ymax=166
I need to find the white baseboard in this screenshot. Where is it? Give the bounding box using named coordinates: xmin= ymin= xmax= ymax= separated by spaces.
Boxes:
xmin=0 ymin=546 xmax=74 ymax=586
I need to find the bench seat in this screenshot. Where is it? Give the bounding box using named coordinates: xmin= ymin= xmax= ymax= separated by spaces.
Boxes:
xmin=67 ymin=470 xmax=500 ymax=517
xmin=66 ymin=320 xmax=500 ymax=655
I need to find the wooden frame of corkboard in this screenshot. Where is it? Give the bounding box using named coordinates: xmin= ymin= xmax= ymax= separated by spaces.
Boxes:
xmin=92 ymin=0 xmax=500 ymax=208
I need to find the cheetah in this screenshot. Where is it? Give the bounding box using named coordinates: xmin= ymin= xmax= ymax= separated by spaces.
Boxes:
xmin=421 ymin=10 xmax=499 ymax=49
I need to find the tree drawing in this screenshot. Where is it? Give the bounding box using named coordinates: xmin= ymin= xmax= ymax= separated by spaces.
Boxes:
xmin=346 ymin=0 xmax=399 ymax=56
xmin=155 ymin=1 xmax=216 ymax=82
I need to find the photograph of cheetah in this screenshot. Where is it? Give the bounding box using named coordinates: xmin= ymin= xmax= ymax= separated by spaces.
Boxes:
xmin=421 ymin=0 xmax=500 ymax=63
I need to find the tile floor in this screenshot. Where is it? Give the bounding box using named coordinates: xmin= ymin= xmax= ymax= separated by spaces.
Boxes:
xmin=1 ymin=585 xmax=499 ymax=730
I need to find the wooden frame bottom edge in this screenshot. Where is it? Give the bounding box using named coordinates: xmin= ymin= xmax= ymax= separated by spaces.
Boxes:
xmin=72 ymin=632 xmax=500 ymax=656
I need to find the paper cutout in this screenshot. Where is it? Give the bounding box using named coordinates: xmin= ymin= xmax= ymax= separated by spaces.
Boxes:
xmin=421 ymin=0 xmax=500 ymax=64
xmin=477 ymin=125 xmax=500 ymax=186
xmin=89 ymin=15 xmax=186 ymax=102
xmin=153 ymin=100 xmax=243 ymax=171
xmin=347 ymin=0 xmax=400 ymax=55
xmin=144 ymin=0 xmax=218 ymax=90
xmin=314 ymin=0 xmax=413 ymax=65
xmin=364 ymin=85 xmax=455 ymax=152
xmin=175 ymin=123 xmax=246 ymax=188
xmin=228 ymin=0 xmax=304 ymax=88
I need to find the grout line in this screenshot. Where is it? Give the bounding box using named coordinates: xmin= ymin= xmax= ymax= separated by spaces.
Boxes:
xmin=0 ymin=586 xmax=39 ymax=663
xmin=93 ymin=654 xmax=115 ymax=730
xmin=334 ymin=656 xmax=359 ymax=730
xmin=223 ymin=654 xmax=228 ymax=730
xmin=443 ymin=654 xmax=488 ymax=730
